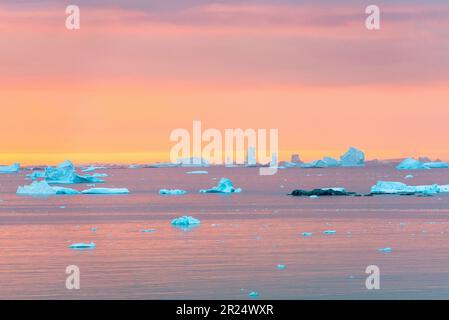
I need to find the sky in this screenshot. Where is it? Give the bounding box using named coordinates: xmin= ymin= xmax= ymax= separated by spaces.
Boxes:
xmin=1 ymin=0 xmax=448 ymax=165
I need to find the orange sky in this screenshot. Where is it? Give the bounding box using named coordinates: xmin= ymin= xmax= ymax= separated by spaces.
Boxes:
xmin=1 ymin=2 xmax=449 ymax=165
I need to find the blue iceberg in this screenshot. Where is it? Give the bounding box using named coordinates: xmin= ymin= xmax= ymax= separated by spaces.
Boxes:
xmin=159 ymin=189 xmax=187 ymax=195
xmin=69 ymin=242 xmax=96 ymax=249
xmin=45 ymin=160 xmax=105 ymax=184
xmin=82 ymin=188 xmax=129 ymax=194
xmin=17 ymin=181 xmax=80 ymax=196
xmin=0 ymin=163 xmax=20 ymax=174
xmin=339 ymin=147 xmax=365 ymax=167
xmin=171 ymin=215 xmax=201 ymax=226
xmin=396 ymin=158 xmax=449 ymax=170
xmin=199 ymin=178 xmax=242 ymax=193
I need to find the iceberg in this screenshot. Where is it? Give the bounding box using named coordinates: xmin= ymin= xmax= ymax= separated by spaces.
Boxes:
xmin=159 ymin=189 xmax=187 ymax=195
xmin=26 ymin=171 xmax=45 ymax=180
xmin=323 ymin=230 xmax=337 ymax=235
xmin=248 ymin=291 xmax=259 ymax=298
xmin=302 ymin=232 xmax=313 ymax=237
xmin=186 ymin=170 xmax=208 ymax=174
xmin=378 ymin=247 xmax=393 ymax=253
xmin=322 ymin=157 xmax=340 ymax=167
xmin=396 ymin=158 xmax=428 ymax=170
xmin=424 ymin=162 xmax=449 ymax=169
xmin=81 ymin=165 xmax=106 ymax=172
xmin=0 ymin=163 xmax=20 ymax=174
xmin=82 ymin=188 xmax=129 ymax=194
xmin=45 ymin=160 xmax=105 ymax=184
xmin=199 ymin=178 xmax=242 ymax=193
xmin=276 ymin=264 xmax=286 ymax=270
xmin=17 ymin=181 xmax=80 ymax=196
xmin=171 ymin=215 xmax=201 ymax=226
xmin=370 ymin=181 xmax=447 ymax=195
xmin=69 ymin=242 xmax=96 ymax=249
xmin=339 ymin=147 xmax=365 ymax=167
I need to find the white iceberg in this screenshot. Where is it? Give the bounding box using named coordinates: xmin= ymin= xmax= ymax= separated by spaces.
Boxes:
xmin=17 ymin=181 xmax=80 ymax=196
xmin=159 ymin=189 xmax=187 ymax=195
xmin=69 ymin=242 xmax=96 ymax=249
xmin=370 ymin=181 xmax=449 ymax=195
xmin=171 ymin=215 xmax=201 ymax=226
xmin=0 ymin=163 xmax=20 ymax=174
xmin=81 ymin=188 xmax=129 ymax=194
xmin=45 ymin=160 xmax=105 ymax=184
xmin=339 ymin=147 xmax=365 ymax=167
xmin=186 ymin=170 xmax=208 ymax=174
xmin=199 ymin=178 xmax=242 ymax=193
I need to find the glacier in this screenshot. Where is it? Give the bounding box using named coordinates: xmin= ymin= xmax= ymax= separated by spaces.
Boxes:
xmin=81 ymin=188 xmax=129 ymax=194
xmin=199 ymin=178 xmax=242 ymax=193
xmin=44 ymin=160 xmax=105 ymax=184
xmin=159 ymin=189 xmax=187 ymax=195
xmin=17 ymin=181 xmax=80 ymax=196
xmin=0 ymin=163 xmax=20 ymax=174
xmin=370 ymin=181 xmax=449 ymax=195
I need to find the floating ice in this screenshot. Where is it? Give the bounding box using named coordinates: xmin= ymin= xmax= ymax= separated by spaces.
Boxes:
xmin=82 ymin=188 xmax=129 ymax=194
xmin=302 ymin=232 xmax=313 ymax=237
xmin=323 ymin=230 xmax=337 ymax=235
xmin=424 ymin=162 xmax=449 ymax=169
xmin=26 ymin=171 xmax=45 ymax=180
xmin=171 ymin=215 xmax=201 ymax=226
xmin=370 ymin=181 xmax=448 ymax=195
xmin=248 ymin=291 xmax=259 ymax=298
xmin=378 ymin=247 xmax=393 ymax=253
xmin=339 ymin=147 xmax=365 ymax=167
xmin=0 ymin=163 xmax=20 ymax=174
xmin=69 ymin=242 xmax=96 ymax=249
xmin=396 ymin=158 xmax=428 ymax=170
xmin=159 ymin=189 xmax=187 ymax=195
xmin=276 ymin=264 xmax=286 ymax=270
xmin=141 ymin=229 xmax=156 ymax=233
xmin=309 ymin=195 xmax=319 ymax=198
xmin=81 ymin=165 xmax=106 ymax=172
xmin=17 ymin=181 xmax=80 ymax=196
xmin=199 ymin=178 xmax=242 ymax=193
xmin=45 ymin=160 xmax=105 ymax=184
xmin=186 ymin=170 xmax=208 ymax=174
xmin=405 ymin=174 xmax=414 ymax=179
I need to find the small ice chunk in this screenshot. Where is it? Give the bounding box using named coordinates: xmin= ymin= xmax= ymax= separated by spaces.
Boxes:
xmin=309 ymin=195 xmax=319 ymax=198
xmin=323 ymin=230 xmax=337 ymax=235
xmin=141 ymin=229 xmax=156 ymax=233
xmin=378 ymin=247 xmax=393 ymax=253
xmin=187 ymin=170 xmax=208 ymax=174
xmin=199 ymin=178 xmax=242 ymax=193
xmin=69 ymin=242 xmax=96 ymax=249
xmin=276 ymin=264 xmax=286 ymax=270
xmin=82 ymin=188 xmax=129 ymax=194
xmin=159 ymin=189 xmax=187 ymax=195
xmin=405 ymin=174 xmax=414 ymax=179
xmin=302 ymin=232 xmax=313 ymax=237
xmin=171 ymin=215 xmax=201 ymax=226
xmin=248 ymin=291 xmax=259 ymax=298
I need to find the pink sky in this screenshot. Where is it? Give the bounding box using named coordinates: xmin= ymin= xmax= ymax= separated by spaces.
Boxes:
xmin=1 ymin=1 xmax=448 ymax=165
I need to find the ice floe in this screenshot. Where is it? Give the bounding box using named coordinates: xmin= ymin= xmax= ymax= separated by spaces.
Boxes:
xmin=378 ymin=247 xmax=393 ymax=253
xmin=186 ymin=170 xmax=208 ymax=174
xmin=248 ymin=291 xmax=259 ymax=298
xmin=199 ymin=178 xmax=242 ymax=193
xmin=81 ymin=188 xmax=129 ymax=194
xmin=302 ymin=232 xmax=313 ymax=237
xmin=16 ymin=181 xmax=80 ymax=196
xmin=69 ymin=242 xmax=96 ymax=249
xmin=323 ymin=230 xmax=337 ymax=235
xmin=0 ymin=163 xmax=20 ymax=174
xmin=159 ymin=189 xmax=187 ymax=195
xmin=370 ymin=181 xmax=448 ymax=195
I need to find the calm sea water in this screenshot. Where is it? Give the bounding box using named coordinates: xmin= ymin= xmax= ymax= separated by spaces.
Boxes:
xmin=1 ymin=166 xmax=449 ymax=299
